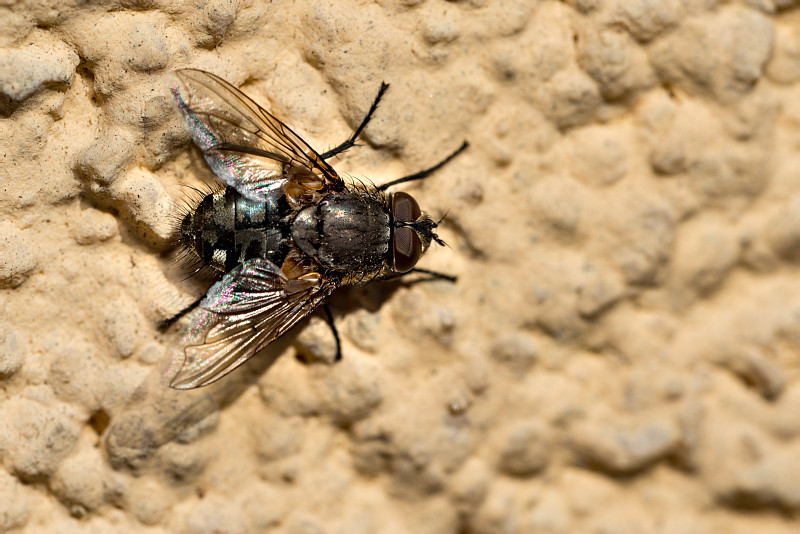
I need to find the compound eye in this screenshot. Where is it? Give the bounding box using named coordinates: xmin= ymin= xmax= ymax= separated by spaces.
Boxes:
xmin=393 ymin=227 xmax=422 ymax=273
xmin=393 ymin=192 xmax=421 ymax=223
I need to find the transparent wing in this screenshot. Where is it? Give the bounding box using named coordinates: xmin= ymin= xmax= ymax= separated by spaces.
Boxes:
xmin=170 ymin=68 xmax=343 ymax=202
xmin=162 ymin=258 xmax=335 ymax=390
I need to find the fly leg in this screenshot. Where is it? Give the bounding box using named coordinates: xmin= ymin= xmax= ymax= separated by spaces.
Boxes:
xmin=322 ymin=303 xmax=342 ymax=362
xmin=159 ymin=296 xmax=203 ymax=331
xmin=317 ymin=270 xmax=453 ymax=364
xmin=382 ymin=268 xmax=457 ymax=283
xmin=321 ymin=82 xmax=390 ymax=160
xmin=377 ymin=141 xmax=468 ymax=191
xmin=407 ymin=268 xmax=457 ymax=283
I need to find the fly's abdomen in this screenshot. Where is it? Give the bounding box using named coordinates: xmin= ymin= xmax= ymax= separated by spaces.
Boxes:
xmin=180 ymin=187 xmax=289 ymax=273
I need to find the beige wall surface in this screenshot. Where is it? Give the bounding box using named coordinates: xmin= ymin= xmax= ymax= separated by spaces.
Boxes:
xmin=2 ymin=0 xmax=800 ymax=532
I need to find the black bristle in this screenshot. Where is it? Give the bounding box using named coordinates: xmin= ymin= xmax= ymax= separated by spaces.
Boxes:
xmin=169 ymin=181 xmax=224 ymax=281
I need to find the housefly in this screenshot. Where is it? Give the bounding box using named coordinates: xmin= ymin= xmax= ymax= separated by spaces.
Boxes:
xmin=162 ymin=69 xmax=467 ymax=390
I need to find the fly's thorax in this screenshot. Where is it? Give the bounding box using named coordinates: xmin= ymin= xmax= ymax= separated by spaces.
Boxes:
xmin=291 ymin=191 xmax=392 ymax=277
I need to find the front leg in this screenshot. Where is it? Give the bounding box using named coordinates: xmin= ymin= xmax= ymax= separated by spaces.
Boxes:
xmin=383 ymin=268 xmax=457 ymax=283
xmin=321 ymin=82 xmax=390 ymax=160
xmin=377 ymin=141 xmax=468 ymax=191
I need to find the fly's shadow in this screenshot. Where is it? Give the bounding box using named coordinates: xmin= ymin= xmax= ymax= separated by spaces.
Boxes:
xmin=103 ymin=332 xmax=293 ymax=474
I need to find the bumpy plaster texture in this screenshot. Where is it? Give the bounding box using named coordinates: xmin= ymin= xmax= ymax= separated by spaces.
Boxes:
xmin=1 ymin=0 xmax=800 ymax=532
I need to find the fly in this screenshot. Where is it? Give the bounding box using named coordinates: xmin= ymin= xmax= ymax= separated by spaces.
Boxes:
xmin=162 ymin=69 xmax=467 ymax=389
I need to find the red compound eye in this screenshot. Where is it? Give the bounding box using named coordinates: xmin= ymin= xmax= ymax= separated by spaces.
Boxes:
xmin=393 ymin=192 xmax=421 ymax=223
xmin=393 ymin=226 xmax=422 ymax=273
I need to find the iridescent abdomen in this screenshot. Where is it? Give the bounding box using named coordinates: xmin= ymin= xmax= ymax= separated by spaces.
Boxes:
xmin=180 ymin=187 xmax=291 ymax=273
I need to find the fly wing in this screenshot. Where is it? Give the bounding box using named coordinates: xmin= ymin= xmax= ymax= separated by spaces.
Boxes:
xmin=162 ymin=258 xmax=336 ymax=390
xmin=170 ymin=69 xmax=343 ymax=202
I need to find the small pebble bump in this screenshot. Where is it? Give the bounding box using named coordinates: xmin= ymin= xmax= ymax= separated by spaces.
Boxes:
xmin=0 ymin=325 xmax=24 ymax=378
xmin=70 ymin=208 xmax=119 ymax=245
xmin=568 ymin=419 xmax=681 ymax=474
xmin=0 ymin=37 xmax=79 ymax=102
xmin=0 ymin=397 xmax=81 ymax=480
xmin=489 ymin=332 xmax=539 ymax=373
xmin=50 ymin=443 xmax=108 ymax=516
xmin=766 ymin=195 xmax=800 ymax=262
xmin=0 ymin=222 xmax=37 ymax=289
xmin=0 ymin=469 xmax=29 ymax=531
xmin=569 ymin=125 xmax=629 ymax=188
xmin=495 ymin=421 xmax=552 ymax=477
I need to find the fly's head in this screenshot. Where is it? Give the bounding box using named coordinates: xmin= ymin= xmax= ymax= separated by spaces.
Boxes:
xmin=390 ymin=191 xmax=446 ymax=274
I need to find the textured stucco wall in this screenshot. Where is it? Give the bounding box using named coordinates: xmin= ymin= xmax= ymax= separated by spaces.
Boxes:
xmin=2 ymin=0 xmax=800 ymax=532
